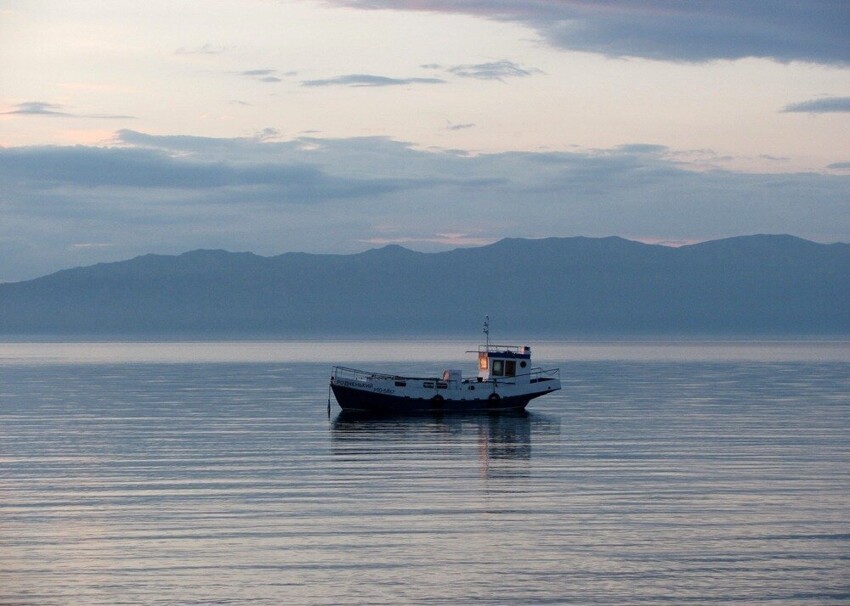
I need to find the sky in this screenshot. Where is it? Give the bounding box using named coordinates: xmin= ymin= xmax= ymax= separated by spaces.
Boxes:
xmin=1 ymin=0 xmax=849 ymax=282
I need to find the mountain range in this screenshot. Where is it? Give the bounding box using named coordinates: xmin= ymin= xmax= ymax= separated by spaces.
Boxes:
xmin=1 ymin=235 xmax=848 ymax=336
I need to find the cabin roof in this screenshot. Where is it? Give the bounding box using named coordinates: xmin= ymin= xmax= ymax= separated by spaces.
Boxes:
xmin=477 ymin=344 xmax=531 ymax=359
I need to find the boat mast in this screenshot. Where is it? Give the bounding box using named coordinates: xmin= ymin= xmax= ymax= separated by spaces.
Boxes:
xmin=483 ymin=315 xmax=490 ymax=351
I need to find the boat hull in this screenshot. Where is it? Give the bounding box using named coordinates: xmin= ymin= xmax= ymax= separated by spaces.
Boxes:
xmin=331 ymin=382 xmax=552 ymax=413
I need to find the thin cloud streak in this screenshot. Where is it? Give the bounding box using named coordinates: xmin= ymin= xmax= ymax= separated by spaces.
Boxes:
xmin=1 ymin=101 xmax=135 ymax=120
xmin=782 ymin=97 xmax=850 ymax=113
xmin=301 ymin=74 xmax=445 ymax=87
xmin=175 ymin=43 xmax=230 ymax=55
xmin=239 ymin=69 xmax=284 ymax=83
xmin=437 ymin=60 xmax=542 ymax=81
xmin=1 ymin=102 xmax=71 ymax=116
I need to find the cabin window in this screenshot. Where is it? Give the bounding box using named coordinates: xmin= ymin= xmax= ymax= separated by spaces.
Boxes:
xmin=394 ymin=381 xmax=407 ymax=387
xmin=520 ymin=361 xmax=527 ymax=368
xmin=437 ymin=382 xmax=448 ymax=389
xmin=478 ymin=353 xmax=488 ymax=370
xmin=423 ymin=382 xmax=434 ymax=388
xmin=505 ymin=360 xmax=516 ymax=377
xmin=492 ymin=359 xmax=504 ymax=377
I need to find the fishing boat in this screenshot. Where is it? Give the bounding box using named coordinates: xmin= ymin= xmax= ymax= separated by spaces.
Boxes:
xmin=329 ymin=318 xmax=561 ymax=413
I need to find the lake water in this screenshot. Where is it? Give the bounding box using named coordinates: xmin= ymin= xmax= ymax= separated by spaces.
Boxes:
xmin=2 ymin=340 xmax=849 ymax=604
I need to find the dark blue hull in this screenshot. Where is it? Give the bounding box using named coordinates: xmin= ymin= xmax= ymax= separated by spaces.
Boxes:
xmin=331 ymin=383 xmax=546 ymax=413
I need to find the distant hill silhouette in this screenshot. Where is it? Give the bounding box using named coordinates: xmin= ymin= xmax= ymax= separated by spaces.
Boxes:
xmin=1 ymin=235 xmax=848 ymax=336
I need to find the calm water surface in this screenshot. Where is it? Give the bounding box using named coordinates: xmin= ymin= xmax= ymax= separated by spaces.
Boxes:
xmin=1 ymin=341 xmax=849 ymax=604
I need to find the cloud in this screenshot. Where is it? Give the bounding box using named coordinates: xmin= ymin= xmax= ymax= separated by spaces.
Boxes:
xmin=617 ymin=144 xmax=669 ymax=155
xmin=254 ymin=127 xmax=283 ymax=141
xmin=1 ymin=130 xmax=848 ymax=282
xmin=782 ymin=97 xmax=850 ymax=113
xmin=1 ymin=101 xmax=134 ymax=120
xmin=176 ymin=43 xmax=229 ymax=55
xmin=360 ymin=233 xmax=494 ymax=248
xmin=828 ymin=162 xmax=850 ymax=170
xmin=327 ymin=1 xmax=850 ymax=65
xmin=0 ymin=145 xmax=417 ymax=201
xmin=301 ymin=74 xmax=445 ymax=87
xmin=441 ymin=60 xmax=542 ymax=80
xmin=70 ymin=242 xmax=114 ymax=250
xmin=300 ymin=62 xmax=537 ymax=88
xmin=1 ymin=101 xmax=71 ymax=116
xmin=240 ymin=69 xmax=283 ymax=83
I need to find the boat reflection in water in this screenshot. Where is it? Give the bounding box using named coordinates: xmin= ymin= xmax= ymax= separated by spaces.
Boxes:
xmin=330 ymin=410 xmax=560 ymax=480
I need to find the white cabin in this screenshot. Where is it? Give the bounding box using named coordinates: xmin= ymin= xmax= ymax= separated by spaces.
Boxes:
xmin=477 ymin=344 xmax=533 ymax=382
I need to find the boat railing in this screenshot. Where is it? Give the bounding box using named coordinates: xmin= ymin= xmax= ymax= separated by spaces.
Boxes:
xmin=490 ymin=366 xmax=559 ymax=384
xmin=332 ymin=365 xmax=559 ymax=386
xmin=331 ymin=366 xmax=436 ymax=383
xmin=527 ymin=366 xmax=560 ymax=383
xmin=474 ymin=344 xmax=530 ymax=355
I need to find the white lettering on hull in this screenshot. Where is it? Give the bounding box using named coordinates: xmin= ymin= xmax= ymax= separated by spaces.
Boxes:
xmin=335 ymin=378 xmax=373 ymax=389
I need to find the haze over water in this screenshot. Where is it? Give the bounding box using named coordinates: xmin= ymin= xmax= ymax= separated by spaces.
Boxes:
xmin=2 ymin=340 xmax=849 ymax=604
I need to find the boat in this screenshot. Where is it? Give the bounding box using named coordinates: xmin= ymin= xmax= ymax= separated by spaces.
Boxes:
xmin=329 ymin=318 xmax=561 ymax=413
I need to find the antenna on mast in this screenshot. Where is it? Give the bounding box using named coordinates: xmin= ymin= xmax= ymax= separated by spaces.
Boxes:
xmin=483 ymin=315 xmax=490 ymax=350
